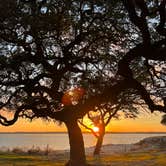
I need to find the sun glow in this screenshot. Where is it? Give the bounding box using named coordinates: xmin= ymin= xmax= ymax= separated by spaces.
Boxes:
xmin=93 ymin=126 xmax=99 ymax=133
xmin=61 ymin=87 xmax=85 ymax=106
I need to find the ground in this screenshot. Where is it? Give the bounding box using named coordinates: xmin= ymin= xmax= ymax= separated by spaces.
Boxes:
xmin=0 ymin=136 xmax=166 ymax=166
xmin=0 ymin=149 xmax=166 ymax=166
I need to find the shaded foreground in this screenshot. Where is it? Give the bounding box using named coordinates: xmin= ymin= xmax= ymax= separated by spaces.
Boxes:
xmin=0 ymin=136 xmax=166 ymax=166
xmin=0 ymin=149 xmax=166 ymax=166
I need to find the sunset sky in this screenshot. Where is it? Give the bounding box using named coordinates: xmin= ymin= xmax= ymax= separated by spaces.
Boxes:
xmin=0 ymin=112 xmax=166 ymax=132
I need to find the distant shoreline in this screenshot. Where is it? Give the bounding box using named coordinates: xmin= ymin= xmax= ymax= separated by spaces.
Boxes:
xmin=0 ymin=132 xmax=166 ymax=134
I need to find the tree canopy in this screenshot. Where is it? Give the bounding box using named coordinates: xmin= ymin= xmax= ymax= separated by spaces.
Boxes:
xmin=0 ymin=0 xmax=165 ymax=125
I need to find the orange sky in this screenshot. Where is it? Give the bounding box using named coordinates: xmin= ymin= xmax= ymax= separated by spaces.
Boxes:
xmin=0 ymin=112 xmax=165 ymax=132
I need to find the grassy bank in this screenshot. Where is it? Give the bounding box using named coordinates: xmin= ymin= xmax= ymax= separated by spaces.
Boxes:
xmin=0 ymin=153 xmax=65 ymax=166
xmin=0 ymin=149 xmax=166 ymax=166
xmin=88 ymin=149 xmax=166 ymax=166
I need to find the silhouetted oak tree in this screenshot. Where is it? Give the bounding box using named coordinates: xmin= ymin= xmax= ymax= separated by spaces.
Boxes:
xmin=0 ymin=0 xmax=166 ymax=166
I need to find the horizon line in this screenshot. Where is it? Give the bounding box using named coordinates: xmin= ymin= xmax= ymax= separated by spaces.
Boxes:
xmin=0 ymin=131 xmax=166 ymax=134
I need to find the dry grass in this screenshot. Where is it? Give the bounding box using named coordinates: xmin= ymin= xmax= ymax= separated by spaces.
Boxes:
xmin=87 ymin=149 xmax=166 ymax=166
xmin=0 ymin=148 xmax=165 ymax=166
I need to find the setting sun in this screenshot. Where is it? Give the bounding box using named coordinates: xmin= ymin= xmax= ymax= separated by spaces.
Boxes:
xmin=93 ymin=126 xmax=99 ymax=133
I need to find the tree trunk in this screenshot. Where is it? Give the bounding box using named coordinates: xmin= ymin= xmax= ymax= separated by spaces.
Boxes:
xmin=93 ymin=124 xmax=105 ymax=156
xmin=93 ymin=134 xmax=104 ymax=156
xmin=65 ymin=119 xmax=87 ymax=166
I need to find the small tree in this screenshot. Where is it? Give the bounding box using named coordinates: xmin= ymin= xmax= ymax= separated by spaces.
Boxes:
xmin=79 ymin=104 xmax=120 ymax=156
xmin=79 ymin=94 xmax=140 ymax=156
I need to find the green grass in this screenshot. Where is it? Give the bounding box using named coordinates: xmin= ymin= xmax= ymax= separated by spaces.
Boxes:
xmin=0 ymin=150 xmax=165 ymax=166
xmin=0 ymin=153 xmax=65 ymax=166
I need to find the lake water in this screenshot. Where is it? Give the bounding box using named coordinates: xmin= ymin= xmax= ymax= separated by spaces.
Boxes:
xmin=0 ymin=133 xmax=166 ymax=150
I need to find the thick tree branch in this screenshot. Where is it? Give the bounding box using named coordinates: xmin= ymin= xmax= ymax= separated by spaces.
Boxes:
xmin=129 ymin=78 xmax=166 ymax=113
xmin=122 ymin=0 xmax=151 ymax=45
xmin=156 ymin=0 xmax=166 ymax=36
xmin=0 ymin=108 xmax=21 ymax=126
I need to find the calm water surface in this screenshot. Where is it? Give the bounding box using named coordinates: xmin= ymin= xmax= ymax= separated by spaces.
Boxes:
xmin=0 ymin=133 xmax=166 ymax=150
